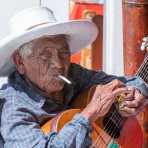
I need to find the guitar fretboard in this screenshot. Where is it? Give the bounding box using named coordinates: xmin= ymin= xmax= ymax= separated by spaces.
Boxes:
xmin=136 ymin=55 xmax=148 ymax=84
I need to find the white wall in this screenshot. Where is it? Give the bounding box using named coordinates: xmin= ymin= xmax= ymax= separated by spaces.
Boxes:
xmin=42 ymin=0 xmax=69 ymax=21
xmin=103 ymin=0 xmax=123 ymax=76
xmin=0 ymin=0 xmax=40 ymax=40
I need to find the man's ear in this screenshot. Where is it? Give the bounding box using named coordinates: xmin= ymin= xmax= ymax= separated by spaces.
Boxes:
xmin=12 ymin=50 xmax=25 ymax=74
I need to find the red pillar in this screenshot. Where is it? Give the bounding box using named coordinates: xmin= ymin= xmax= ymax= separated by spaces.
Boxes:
xmin=122 ymin=1 xmax=148 ymax=147
xmin=70 ymin=2 xmax=103 ymax=70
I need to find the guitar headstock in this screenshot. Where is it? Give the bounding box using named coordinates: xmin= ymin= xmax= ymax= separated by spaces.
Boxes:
xmin=141 ymin=37 xmax=148 ymax=54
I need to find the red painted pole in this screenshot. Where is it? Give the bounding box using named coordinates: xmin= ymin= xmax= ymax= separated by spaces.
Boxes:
xmin=122 ymin=1 xmax=148 ymax=147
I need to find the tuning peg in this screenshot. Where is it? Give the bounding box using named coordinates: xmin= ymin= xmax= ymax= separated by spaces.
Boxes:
xmin=143 ymin=37 xmax=148 ymax=42
xmin=141 ymin=37 xmax=148 ymax=51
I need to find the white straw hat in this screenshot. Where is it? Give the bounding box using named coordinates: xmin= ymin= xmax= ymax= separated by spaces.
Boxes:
xmin=0 ymin=7 xmax=98 ymax=76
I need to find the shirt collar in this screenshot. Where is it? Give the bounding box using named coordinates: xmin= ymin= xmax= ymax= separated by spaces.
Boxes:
xmin=8 ymin=71 xmax=46 ymax=106
xmin=7 ymin=66 xmax=77 ymax=109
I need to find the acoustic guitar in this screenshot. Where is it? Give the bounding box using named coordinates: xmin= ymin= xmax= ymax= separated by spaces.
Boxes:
xmin=41 ymin=55 xmax=148 ymax=148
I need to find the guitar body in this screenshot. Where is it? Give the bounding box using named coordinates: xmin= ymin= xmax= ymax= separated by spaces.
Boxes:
xmin=41 ymin=86 xmax=144 ymax=148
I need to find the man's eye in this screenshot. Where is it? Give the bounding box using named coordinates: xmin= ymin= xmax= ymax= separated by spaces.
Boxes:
xmin=60 ymin=51 xmax=70 ymax=58
xmin=40 ymin=56 xmax=48 ymax=61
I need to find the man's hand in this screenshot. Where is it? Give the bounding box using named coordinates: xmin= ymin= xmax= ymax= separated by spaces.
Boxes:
xmin=81 ymin=79 xmax=129 ymax=123
xmin=119 ymin=87 xmax=148 ymax=117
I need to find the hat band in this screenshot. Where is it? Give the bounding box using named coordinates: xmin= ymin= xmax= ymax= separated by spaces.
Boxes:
xmin=26 ymin=22 xmax=50 ymax=31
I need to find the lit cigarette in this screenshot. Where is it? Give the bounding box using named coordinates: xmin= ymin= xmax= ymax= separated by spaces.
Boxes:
xmin=58 ymin=75 xmax=72 ymax=84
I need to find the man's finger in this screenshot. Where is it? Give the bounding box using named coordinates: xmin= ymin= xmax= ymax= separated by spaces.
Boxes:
xmin=99 ymin=99 xmax=114 ymax=115
xmin=113 ymin=87 xmax=129 ymax=97
xmin=120 ymin=106 xmax=137 ymax=116
xmin=107 ymin=79 xmax=125 ymax=91
xmin=122 ymin=99 xmax=142 ymax=108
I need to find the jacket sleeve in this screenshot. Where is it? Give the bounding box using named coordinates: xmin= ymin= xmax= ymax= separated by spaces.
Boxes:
xmin=1 ymin=99 xmax=92 ymax=148
xmin=70 ymin=64 xmax=148 ymax=97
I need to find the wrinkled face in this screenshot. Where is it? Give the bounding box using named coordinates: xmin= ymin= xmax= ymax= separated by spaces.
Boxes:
xmin=14 ymin=35 xmax=70 ymax=94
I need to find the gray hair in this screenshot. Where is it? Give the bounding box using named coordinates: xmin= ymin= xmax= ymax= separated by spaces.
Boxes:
xmin=18 ymin=35 xmax=70 ymax=58
xmin=19 ymin=41 xmax=33 ymax=59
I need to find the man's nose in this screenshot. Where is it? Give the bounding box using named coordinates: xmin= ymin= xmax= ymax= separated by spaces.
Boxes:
xmin=52 ymin=54 xmax=63 ymax=69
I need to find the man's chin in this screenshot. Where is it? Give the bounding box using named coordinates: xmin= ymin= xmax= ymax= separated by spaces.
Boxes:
xmin=48 ymin=82 xmax=64 ymax=92
xmin=53 ymin=85 xmax=64 ymax=91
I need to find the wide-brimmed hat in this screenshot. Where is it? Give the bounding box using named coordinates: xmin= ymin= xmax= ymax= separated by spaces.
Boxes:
xmin=0 ymin=7 xmax=98 ymax=76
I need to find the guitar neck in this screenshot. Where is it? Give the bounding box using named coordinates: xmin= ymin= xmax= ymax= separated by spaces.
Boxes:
xmin=136 ymin=55 xmax=148 ymax=84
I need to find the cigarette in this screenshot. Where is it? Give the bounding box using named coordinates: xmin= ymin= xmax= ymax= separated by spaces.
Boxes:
xmin=58 ymin=75 xmax=72 ymax=84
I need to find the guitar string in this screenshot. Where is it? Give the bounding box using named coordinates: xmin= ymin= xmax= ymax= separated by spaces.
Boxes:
xmin=91 ymin=110 xmax=122 ymax=148
xmin=90 ymin=69 xmax=148 ymax=147
xmin=143 ymin=60 xmax=148 ymax=81
xmin=138 ymin=61 xmax=148 ymax=79
xmin=94 ymin=61 xmax=148 ymax=147
xmin=143 ymin=68 xmax=148 ymax=82
xmin=96 ymin=110 xmax=122 ymax=148
xmin=136 ymin=55 xmax=148 ymax=81
xmin=99 ymin=55 xmax=148 ymax=147
xmin=136 ymin=55 xmax=148 ymax=76
xmin=138 ymin=63 xmax=148 ymax=83
xmin=91 ymin=108 xmax=122 ymax=147
xmin=90 ymin=88 xmax=128 ymax=147
xmin=136 ymin=59 xmax=147 ymax=78
xmin=91 ymin=56 xmax=148 ymax=147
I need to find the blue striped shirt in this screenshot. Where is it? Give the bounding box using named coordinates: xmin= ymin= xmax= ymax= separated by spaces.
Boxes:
xmin=0 ymin=63 xmax=147 ymax=148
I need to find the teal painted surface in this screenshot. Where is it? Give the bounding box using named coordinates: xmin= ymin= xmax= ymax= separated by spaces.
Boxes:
xmin=108 ymin=139 xmax=119 ymax=148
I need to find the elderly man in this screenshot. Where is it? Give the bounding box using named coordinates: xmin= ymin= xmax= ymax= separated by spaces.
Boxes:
xmin=0 ymin=7 xmax=147 ymax=148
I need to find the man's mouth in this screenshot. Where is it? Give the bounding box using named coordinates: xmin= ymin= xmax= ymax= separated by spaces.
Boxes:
xmin=58 ymin=75 xmax=71 ymax=84
xmin=50 ymin=74 xmax=71 ymax=85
